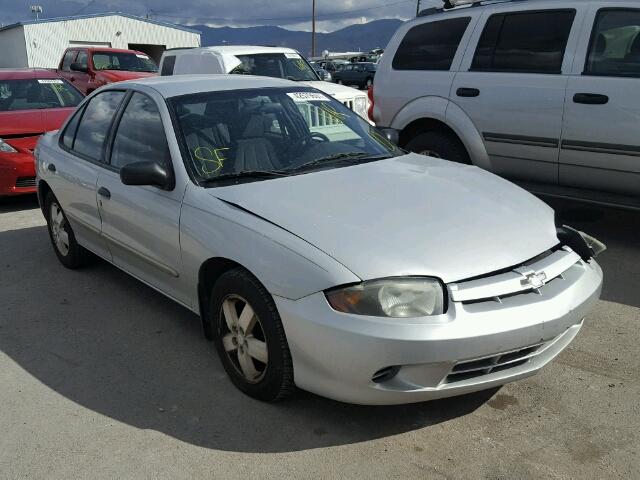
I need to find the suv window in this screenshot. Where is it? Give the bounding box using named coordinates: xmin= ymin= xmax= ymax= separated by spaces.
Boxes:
xmin=161 ymin=55 xmax=176 ymax=76
xmin=472 ymin=10 xmax=576 ymax=74
xmin=73 ymin=90 xmax=125 ymax=161
xmin=62 ymin=50 xmax=76 ymax=71
xmin=110 ymin=92 xmax=171 ymax=170
xmin=585 ymin=9 xmax=640 ymax=77
xmin=392 ymin=17 xmax=471 ymax=71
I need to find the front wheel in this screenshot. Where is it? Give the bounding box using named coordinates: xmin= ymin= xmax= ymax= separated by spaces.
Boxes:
xmin=44 ymin=191 xmax=92 ymax=268
xmin=211 ymin=268 xmax=294 ymax=402
xmin=405 ymin=131 xmax=470 ymax=164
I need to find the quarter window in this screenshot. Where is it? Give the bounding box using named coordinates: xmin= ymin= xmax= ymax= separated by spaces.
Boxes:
xmin=471 ymin=10 xmax=576 ymax=74
xmin=110 ymin=92 xmax=171 ymax=170
xmin=73 ymin=90 xmax=125 ymax=161
xmin=585 ymin=9 xmax=640 ymax=77
xmin=61 ymin=105 xmax=85 ymax=149
xmin=392 ymin=17 xmax=471 ymax=71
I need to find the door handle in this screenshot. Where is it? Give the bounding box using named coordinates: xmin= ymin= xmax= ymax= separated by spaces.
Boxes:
xmin=97 ymin=187 xmax=111 ymax=199
xmin=47 ymin=163 xmax=56 ymax=173
xmin=457 ymin=87 xmax=480 ymax=98
xmin=573 ymin=93 xmax=609 ymax=105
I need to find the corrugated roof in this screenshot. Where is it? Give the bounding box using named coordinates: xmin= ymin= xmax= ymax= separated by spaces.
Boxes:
xmin=0 ymin=12 xmax=201 ymax=35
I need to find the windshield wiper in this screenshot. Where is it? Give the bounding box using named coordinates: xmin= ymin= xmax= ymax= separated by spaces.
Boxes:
xmin=285 ymin=152 xmax=391 ymax=172
xmin=201 ymin=170 xmax=289 ymax=183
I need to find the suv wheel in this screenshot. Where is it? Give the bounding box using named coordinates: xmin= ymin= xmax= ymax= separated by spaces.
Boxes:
xmin=44 ymin=191 xmax=92 ymax=269
xmin=405 ymin=131 xmax=470 ymax=164
xmin=211 ymin=268 xmax=294 ymax=402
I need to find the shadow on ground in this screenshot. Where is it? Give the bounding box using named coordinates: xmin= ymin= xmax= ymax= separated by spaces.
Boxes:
xmin=0 ymin=221 xmax=494 ymax=453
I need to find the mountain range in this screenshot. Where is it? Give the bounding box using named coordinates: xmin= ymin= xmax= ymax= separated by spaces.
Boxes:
xmin=186 ymin=19 xmax=405 ymax=57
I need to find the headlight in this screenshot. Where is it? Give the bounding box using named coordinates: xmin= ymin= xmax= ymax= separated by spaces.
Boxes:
xmin=326 ymin=277 xmax=445 ymax=318
xmin=353 ymin=96 xmax=368 ymax=117
xmin=0 ymin=138 xmax=17 ymax=153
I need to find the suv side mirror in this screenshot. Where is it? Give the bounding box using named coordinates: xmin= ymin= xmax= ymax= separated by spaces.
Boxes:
xmin=70 ymin=63 xmax=88 ymax=73
xmin=120 ymin=161 xmax=172 ymax=189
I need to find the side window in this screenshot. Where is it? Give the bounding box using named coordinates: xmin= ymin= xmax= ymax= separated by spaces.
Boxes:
xmin=61 ymin=104 xmax=85 ymax=149
xmin=61 ymin=50 xmax=76 ymax=71
xmin=73 ymin=91 xmax=125 ymax=161
xmin=471 ymin=10 xmax=576 ymax=74
xmin=110 ymin=92 xmax=171 ymax=170
xmin=161 ymin=55 xmax=176 ymax=76
xmin=585 ymin=9 xmax=640 ymax=77
xmin=76 ymin=51 xmax=88 ymax=69
xmin=392 ymin=17 xmax=471 ymax=71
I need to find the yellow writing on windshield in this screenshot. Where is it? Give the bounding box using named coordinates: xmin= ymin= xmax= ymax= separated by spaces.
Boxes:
xmin=194 ymin=146 xmax=230 ymax=174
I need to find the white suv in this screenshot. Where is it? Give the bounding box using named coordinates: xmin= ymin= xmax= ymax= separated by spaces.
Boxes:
xmin=373 ymin=0 xmax=640 ymax=209
xmin=159 ymin=46 xmax=370 ymax=120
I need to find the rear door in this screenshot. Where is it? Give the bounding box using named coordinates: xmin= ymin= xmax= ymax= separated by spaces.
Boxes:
xmin=451 ymin=6 xmax=584 ymax=183
xmin=560 ymin=5 xmax=640 ymax=196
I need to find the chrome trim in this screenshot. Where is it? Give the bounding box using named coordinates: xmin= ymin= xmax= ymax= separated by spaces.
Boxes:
xmin=483 ymin=132 xmax=559 ymax=149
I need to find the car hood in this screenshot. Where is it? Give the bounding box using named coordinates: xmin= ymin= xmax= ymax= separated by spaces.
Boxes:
xmin=300 ymin=81 xmax=365 ymax=100
xmin=99 ymin=70 xmax=157 ymax=81
xmin=209 ymin=154 xmax=559 ymax=283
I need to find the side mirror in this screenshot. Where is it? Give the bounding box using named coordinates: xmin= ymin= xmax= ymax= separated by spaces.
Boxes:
xmin=70 ymin=63 xmax=88 ymax=73
xmin=120 ymin=161 xmax=172 ymax=190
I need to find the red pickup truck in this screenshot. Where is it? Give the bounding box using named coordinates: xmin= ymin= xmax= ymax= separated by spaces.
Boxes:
xmin=56 ymin=47 xmax=158 ymax=95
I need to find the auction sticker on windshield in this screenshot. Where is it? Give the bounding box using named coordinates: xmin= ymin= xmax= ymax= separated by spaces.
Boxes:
xmin=38 ymin=79 xmax=64 ymax=84
xmin=284 ymin=53 xmax=301 ymax=59
xmin=287 ymin=92 xmax=330 ymax=102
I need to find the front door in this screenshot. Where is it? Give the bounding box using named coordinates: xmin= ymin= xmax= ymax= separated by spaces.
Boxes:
xmin=71 ymin=50 xmax=91 ymax=94
xmin=96 ymin=91 xmax=187 ymax=304
xmin=560 ymin=6 xmax=640 ymax=196
xmin=451 ymin=8 xmax=581 ymax=184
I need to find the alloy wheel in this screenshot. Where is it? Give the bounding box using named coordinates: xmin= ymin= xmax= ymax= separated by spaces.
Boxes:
xmin=50 ymin=202 xmax=70 ymax=256
xmin=219 ymin=294 xmax=269 ymax=384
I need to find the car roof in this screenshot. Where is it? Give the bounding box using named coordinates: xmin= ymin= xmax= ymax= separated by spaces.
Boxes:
xmin=174 ymin=45 xmax=298 ymax=56
xmin=118 ymin=74 xmax=302 ymax=98
xmin=0 ymin=68 xmax=63 ymax=80
xmin=419 ymin=0 xmax=628 ymax=18
xmin=67 ymin=47 xmax=147 ymax=55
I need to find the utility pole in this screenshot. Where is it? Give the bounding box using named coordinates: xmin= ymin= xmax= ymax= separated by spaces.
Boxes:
xmin=311 ymin=0 xmax=316 ymax=58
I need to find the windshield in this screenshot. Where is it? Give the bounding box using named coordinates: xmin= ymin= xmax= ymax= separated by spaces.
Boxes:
xmin=92 ymin=52 xmax=158 ymax=72
xmin=0 ymin=78 xmax=83 ymax=112
xmin=229 ymin=53 xmax=319 ymax=81
xmin=171 ymin=87 xmax=402 ymax=184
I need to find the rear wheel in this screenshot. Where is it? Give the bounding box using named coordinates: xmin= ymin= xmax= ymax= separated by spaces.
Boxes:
xmin=211 ymin=268 xmax=294 ymax=402
xmin=405 ymin=131 xmax=470 ymax=164
xmin=44 ymin=191 xmax=92 ymax=269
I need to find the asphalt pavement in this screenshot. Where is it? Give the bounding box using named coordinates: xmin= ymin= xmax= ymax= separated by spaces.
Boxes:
xmin=0 ymin=194 xmax=638 ymax=479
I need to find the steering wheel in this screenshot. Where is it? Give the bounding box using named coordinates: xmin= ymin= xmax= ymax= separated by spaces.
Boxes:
xmin=287 ymin=131 xmax=330 ymax=156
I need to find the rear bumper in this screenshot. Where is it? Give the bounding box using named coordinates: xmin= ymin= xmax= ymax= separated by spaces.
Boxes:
xmin=275 ymin=259 xmax=602 ymax=405
xmin=0 ymin=152 xmax=36 ymax=196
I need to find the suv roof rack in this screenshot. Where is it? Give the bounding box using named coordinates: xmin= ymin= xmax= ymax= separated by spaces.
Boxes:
xmin=418 ymin=0 xmax=525 ymax=16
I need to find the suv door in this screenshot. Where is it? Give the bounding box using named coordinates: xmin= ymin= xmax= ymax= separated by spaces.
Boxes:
xmin=54 ymin=90 xmax=127 ymax=259
xmin=560 ymin=5 xmax=640 ymax=196
xmin=96 ymin=91 xmax=188 ymax=304
xmin=452 ymin=7 xmax=583 ymax=183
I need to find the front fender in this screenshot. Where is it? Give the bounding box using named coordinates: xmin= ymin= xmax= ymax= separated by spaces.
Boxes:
xmin=180 ymin=187 xmax=361 ymax=307
xmin=389 ymin=96 xmax=491 ymax=171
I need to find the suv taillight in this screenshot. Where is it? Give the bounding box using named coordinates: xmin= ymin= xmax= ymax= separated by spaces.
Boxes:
xmin=367 ymin=85 xmax=374 ymax=122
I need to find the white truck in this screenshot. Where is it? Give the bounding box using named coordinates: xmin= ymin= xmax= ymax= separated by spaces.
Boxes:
xmin=158 ymin=45 xmax=370 ymax=121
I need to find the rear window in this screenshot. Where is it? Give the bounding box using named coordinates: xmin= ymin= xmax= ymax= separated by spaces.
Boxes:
xmin=0 ymin=79 xmax=83 ymax=112
xmin=471 ymin=10 xmax=576 ymax=74
xmin=392 ymin=17 xmax=471 ymax=71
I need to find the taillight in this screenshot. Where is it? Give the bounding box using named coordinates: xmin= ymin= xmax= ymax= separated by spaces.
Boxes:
xmin=367 ymin=85 xmax=374 ymax=122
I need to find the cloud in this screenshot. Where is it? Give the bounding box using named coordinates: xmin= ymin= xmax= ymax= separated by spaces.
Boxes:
xmin=0 ymin=0 xmax=441 ymax=32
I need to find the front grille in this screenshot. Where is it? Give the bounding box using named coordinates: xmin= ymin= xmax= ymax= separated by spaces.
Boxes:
xmin=444 ymin=344 xmax=541 ymax=384
xmin=15 ymin=176 xmax=36 ymax=188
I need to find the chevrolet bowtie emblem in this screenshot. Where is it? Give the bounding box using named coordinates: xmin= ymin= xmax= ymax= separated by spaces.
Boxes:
xmin=520 ymin=271 xmax=547 ymax=289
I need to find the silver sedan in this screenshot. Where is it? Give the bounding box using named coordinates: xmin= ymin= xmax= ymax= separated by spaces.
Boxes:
xmin=35 ymin=75 xmax=604 ymax=405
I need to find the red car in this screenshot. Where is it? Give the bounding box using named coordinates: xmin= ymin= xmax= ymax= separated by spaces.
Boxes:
xmin=0 ymin=69 xmax=83 ymax=196
xmin=57 ymin=47 xmax=158 ymax=95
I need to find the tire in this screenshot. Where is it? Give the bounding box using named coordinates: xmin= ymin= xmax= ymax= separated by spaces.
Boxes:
xmin=44 ymin=191 xmax=92 ymax=269
xmin=405 ymin=130 xmax=470 ymax=164
xmin=365 ymin=77 xmax=373 ymax=88
xmin=210 ymin=268 xmax=294 ymax=402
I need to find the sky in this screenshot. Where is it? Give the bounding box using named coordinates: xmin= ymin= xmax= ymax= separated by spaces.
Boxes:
xmin=0 ymin=0 xmax=440 ymax=32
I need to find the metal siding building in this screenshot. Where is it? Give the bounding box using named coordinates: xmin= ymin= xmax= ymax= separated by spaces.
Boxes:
xmin=0 ymin=13 xmax=201 ymax=68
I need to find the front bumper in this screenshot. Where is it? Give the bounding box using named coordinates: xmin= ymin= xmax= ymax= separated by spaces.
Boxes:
xmin=275 ymin=259 xmax=602 ymax=405
xmin=0 ymin=152 xmax=37 ymax=196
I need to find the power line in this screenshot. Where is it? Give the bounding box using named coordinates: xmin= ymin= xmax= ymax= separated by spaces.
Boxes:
xmin=153 ymin=0 xmax=414 ymax=24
